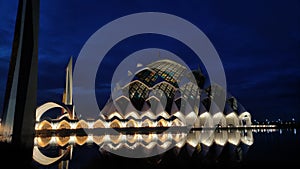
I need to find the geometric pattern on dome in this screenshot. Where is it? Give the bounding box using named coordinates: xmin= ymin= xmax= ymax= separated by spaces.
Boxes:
xmin=123 ymin=59 xmax=199 ymax=112
xmin=100 ymin=59 xmax=202 ymax=123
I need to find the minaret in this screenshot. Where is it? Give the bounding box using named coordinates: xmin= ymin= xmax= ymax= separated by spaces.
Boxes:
xmin=63 ymin=57 xmax=73 ymax=105
xmin=62 ymin=56 xmax=75 ymax=119
xmin=1 ymin=0 xmax=39 ymax=147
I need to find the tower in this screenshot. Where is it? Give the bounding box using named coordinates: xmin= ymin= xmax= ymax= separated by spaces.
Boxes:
xmin=1 ymin=0 xmax=39 ymax=150
xmin=62 ymin=56 xmax=75 ymax=119
xmin=63 ymin=57 xmax=73 ymax=106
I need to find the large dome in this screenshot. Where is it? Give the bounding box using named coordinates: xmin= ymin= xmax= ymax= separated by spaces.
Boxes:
xmin=102 ymin=59 xmax=204 ymax=124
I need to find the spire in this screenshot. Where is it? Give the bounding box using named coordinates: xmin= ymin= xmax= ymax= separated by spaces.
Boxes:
xmin=62 ymin=56 xmax=75 ymax=120
xmin=63 ymin=56 xmax=73 ymax=105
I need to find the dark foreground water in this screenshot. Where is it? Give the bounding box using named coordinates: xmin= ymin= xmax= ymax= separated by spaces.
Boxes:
xmin=243 ymin=128 xmax=299 ymax=168
xmin=30 ymin=128 xmax=299 ymax=169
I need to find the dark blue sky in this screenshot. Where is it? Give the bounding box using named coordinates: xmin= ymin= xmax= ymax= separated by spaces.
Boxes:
xmin=0 ymin=0 xmax=299 ymax=121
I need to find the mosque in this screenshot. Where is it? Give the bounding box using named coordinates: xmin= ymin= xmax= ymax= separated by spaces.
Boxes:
xmin=34 ymin=57 xmax=252 ymax=148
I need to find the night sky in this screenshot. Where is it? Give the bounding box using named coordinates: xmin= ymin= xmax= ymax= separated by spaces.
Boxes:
xmin=0 ymin=0 xmax=299 ymax=121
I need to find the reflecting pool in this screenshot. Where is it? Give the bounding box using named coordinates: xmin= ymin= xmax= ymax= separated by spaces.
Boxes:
xmin=31 ymin=128 xmax=300 ymax=169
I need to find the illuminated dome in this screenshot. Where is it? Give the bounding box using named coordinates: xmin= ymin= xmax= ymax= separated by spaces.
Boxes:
xmin=100 ymin=59 xmax=251 ymax=127
xmin=101 ymin=59 xmax=203 ymax=125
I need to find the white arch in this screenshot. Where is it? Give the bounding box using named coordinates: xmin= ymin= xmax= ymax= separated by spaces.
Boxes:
xmin=109 ymin=119 xmax=123 ymax=128
xmin=108 ymin=112 xmax=124 ymax=120
xmin=124 ymin=111 xmax=140 ymax=120
xmin=36 ymin=120 xmax=52 ymax=130
xmin=196 ymin=112 xmax=213 ymax=128
xmin=173 ymin=111 xmax=186 ymax=124
xmin=93 ymin=119 xmax=107 ymax=128
xmin=239 ymin=112 xmax=252 ymax=127
xmin=171 ymin=118 xmax=184 ymax=127
xmin=213 ymin=112 xmax=226 ymax=127
xmin=212 ymin=112 xmax=228 ymax=146
xmin=57 ymin=120 xmax=71 ymax=130
xmin=33 ymin=146 xmax=69 ymax=165
xmin=36 ymin=102 xmax=68 ymax=122
xmin=141 ymin=111 xmax=156 ymax=120
xmin=58 ymin=113 xmax=71 ymax=120
xmin=75 ymin=120 xmax=89 ymax=129
xmin=157 ymin=119 xmax=168 ymax=127
xmin=185 ymin=111 xmax=197 ymax=126
xmin=157 ymin=111 xmax=170 ymax=119
xmin=226 ymin=112 xmax=240 ymax=127
xmin=126 ymin=119 xmax=139 ymax=128
xmin=141 ymin=119 xmax=154 ymax=127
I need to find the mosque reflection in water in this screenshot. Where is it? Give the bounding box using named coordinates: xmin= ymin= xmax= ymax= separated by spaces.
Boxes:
xmin=33 ymin=129 xmax=253 ymax=169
